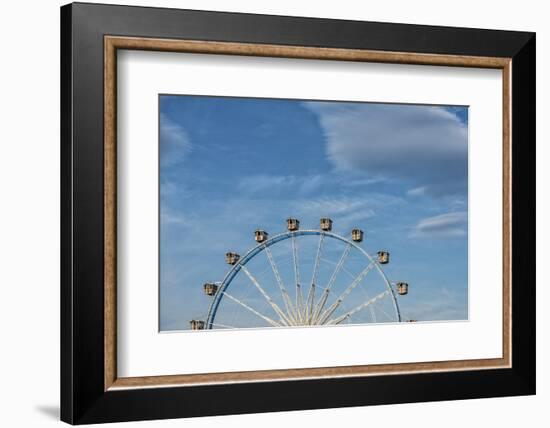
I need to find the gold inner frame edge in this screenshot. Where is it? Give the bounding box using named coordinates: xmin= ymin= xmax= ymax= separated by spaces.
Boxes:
xmin=104 ymin=36 xmax=512 ymax=391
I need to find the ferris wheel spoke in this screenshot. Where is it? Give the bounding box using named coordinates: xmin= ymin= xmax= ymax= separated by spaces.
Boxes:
xmin=369 ymin=305 xmax=377 ymax=323
xmin=319 ymin=257 xmax=356 ymax=279
xmin=264 ymin=246 xmax=297 ymax=323
xmin=327 ymin=290 xmax=391 ymax=325
xmin=221 ymin=291 xmax=282 ymax=327
xmin=241 ymin=265 xmax=293 ymax=326
xmin=372 ymin=303 xmax=393 ymax=322
xmin=305 ymin=233 xmax=325 ymax=323
xmin=291 ymin=234 xmax=305 ymax=323
xmin=210 ymin=323 xmax=238 ymax=329
xmin=317 ymin=262 xmax=375 ymax=324
xmin=311 ymin=243 xmax=352 ymax=323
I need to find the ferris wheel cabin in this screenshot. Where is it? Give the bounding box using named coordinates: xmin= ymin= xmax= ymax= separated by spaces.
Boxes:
xmin=351 ymin=228 xmax=364 ymax=242
xmin=225 ymin=252 xmax=240 ymax=265
xmin=254 ymin=230 xmax=269 ymax=243
xmin=320 ymin=217 xmax=333 ymax=231
xmin=377 ymin=251 xmax=390 ymax=264
xmin=189 ymin=320 xmax=205 ymax=330
xmin=203 ymin=282 xmax=218 ymax=296
xmin=397 ymin=282 xmax=409 ymax=295
xmin=287 ymin=218 xmax=300 ymax=231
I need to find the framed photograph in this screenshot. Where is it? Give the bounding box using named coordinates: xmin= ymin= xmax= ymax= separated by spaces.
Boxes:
xmin=61 ymin=2 xmax=535 ymax=424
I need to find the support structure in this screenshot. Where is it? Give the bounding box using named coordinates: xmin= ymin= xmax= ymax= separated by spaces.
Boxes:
xmin=203 ymin=222 xmax=405 ymax=329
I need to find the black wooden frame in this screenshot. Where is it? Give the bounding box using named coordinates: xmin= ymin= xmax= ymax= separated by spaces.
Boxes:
xmin=61 ymin=2 xmax=535 ymax=424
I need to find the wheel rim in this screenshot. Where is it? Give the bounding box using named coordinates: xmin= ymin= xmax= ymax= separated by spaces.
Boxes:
xmin=205 ymin=229 xmax=402 ymax=329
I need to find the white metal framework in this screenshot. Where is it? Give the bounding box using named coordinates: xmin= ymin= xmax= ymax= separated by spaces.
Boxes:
xmin=190 ymin=218 xmax=408 ymax=330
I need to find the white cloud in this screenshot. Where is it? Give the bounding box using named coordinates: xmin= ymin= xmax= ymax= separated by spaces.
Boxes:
xmin=160 ymin=206 xmax=188 ymax=226
xmin=160 ymin=113 xmax=192 ymax=167
xmin=401 ymin=287 xmax=467 ymax=321
xmin=294 ymin=195 xmax=403 ymax=230
xmin=237 ymin=173 xmax=396 ymax=199
xmin=238 ymin=174 xmax=294 ymax=193
xmin=410 ymin=211 xmax=467 ymax=238
xmin=237 ymin=174 xmax=324 ymax=195
xmin=160 ymin=179 xmax=193 ymax=200
xmin=297 ymin=197 xmax=374 ymax=218
xmin=343 ymin=176 xmax=390 ymax=187
xmin=407 ymin=186 xmax=428 ymax=197
xmin=304 ymin=102 xmax=467 ymax=197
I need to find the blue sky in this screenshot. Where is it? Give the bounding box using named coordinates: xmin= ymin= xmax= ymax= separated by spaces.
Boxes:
xmin=159 ymin=95 xmax=468 ymax=331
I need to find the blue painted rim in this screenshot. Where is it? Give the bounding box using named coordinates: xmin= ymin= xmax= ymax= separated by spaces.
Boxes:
xmin=205 ymin=230 xmax=401 ymax=328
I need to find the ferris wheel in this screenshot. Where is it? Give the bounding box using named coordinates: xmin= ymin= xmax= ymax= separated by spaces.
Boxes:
xmin=189 ymin=218 xmax=409 ymax=331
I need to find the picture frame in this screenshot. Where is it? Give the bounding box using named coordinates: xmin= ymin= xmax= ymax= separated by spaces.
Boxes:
xmin=61 ymin=2 xmax=535 ymax=424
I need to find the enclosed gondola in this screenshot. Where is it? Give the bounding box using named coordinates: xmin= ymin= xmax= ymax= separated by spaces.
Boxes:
xmin=320 ymin=218 xmax=333 ymax=231
xmin=225 ymin=252 xmax=240 ymax=265
xmin=377 ymin=251 xmax=390 ymax=264
xmin=203 ymin=282 xmax=218 ymax=296
xmin=396 ymin=282 xmax=409 ymax=295
xmin=189 ymin=320 xmax=205 ymax=330
xmin=286 ymin=218 xmax=300 ymax=231
xmin=254 ymin=230 xmax=268 ymax=243
xmin=351 ymin=228 xmax=364 ymax=242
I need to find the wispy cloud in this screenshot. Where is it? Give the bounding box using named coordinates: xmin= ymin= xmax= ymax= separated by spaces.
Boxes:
xmin=402 ymin=287 xmax=468 ymax=321
xmin=160 ymin=179 xmax=194 ymax=200
xmin=160 ymin=206 xmax=189 ymax=226
xmin=304 ymin=102 xmax=467 ymax=197
xmin=343 ymin=176 xmax=390 ymax=187
xmin=237 ymin=174 xmax=324 ymax=195
xmin=160 ymin=113 xmax=192 ymax=168
xmin=409 ymin=211 xmax=467 ymax=238
xmin=298 ymin=197 xmax=374 ymax=218
xmin=294 ymin=195 xmax=403 ymax=230
xmin=407 ymin=186 xmax=428 ymax=197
